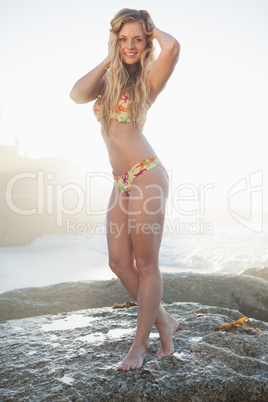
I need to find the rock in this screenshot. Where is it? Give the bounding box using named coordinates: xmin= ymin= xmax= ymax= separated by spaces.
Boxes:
xmin=0 ymin=302 xmax=267 ymax=401
xmin=240 ymin=267 xmax=268 ymax=281
xmin=1 ymin=272 xmax=268 ymax=321
xmin=161 ymin=273 xmax=268 ymax=322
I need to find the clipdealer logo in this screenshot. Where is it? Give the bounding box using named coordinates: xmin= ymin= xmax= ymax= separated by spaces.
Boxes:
xmin=4 ymin=170 xmax=215 ymax=235
xmin=227 ymin=170 xmax=263 ymax=233
xmin=5 ymin=169 xmax=264 ymax=234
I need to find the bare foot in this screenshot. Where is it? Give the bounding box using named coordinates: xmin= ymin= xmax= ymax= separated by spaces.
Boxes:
xmin=117 ymin=345 xmax=146 ymax=371
xmin=156 ymin=312 xmax=179 ymax=357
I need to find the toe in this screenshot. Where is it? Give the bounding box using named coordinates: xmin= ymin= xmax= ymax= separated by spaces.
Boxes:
xmin=131 ymin=364 xmax=141 ymax=370
xmin=117 ymin=363 xmax=125 ymax=370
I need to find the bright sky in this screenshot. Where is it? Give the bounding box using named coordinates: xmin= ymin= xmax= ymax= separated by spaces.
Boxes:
xmin=0 ymin=0 xmax=267 ymax=214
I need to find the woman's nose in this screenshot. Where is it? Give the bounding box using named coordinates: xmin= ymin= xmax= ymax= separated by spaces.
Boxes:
xmin=126 ymin=39 xmax=134 ymax=49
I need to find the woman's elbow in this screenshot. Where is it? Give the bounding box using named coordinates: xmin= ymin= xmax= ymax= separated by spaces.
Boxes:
xmin=69 ymin=88 xmax=81 ymax=104
xmin=165 ymin=39 xmax=180 ymax=62
xmin=69 ymin=89 xmax=88 ymax=104
xmin=172 ymin=39 xmax=180 ymax=59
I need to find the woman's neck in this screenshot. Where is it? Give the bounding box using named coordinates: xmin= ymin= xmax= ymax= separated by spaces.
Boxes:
xmin=125 ymin=63 xmax=138 ymax=75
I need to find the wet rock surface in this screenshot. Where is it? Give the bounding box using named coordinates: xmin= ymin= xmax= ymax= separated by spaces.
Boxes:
xmin=1 ymin=302 xmax=268 ymax=401
xmin=1 ymin=272 xmax=268 ymax=321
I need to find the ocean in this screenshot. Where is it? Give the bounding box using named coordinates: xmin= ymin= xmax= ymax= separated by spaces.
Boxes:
xmin=1 ymin=222 xmax=267 ymax=295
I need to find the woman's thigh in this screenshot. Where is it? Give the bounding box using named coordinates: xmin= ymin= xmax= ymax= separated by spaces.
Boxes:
xmin=106 ymin=184 xmax=133 ymax=265
xmin=128 ymin=166 xmax=169 ymax=265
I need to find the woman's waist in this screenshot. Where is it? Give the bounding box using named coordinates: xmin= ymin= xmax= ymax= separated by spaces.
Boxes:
xmin=109 ymin=148 xmax=157 ymax=176
xmin=104 ymin=134 xmax=155 ymax=174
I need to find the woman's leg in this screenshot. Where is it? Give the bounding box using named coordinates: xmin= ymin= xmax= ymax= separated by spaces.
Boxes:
xmin=106 ymin=184 xmax=137 ymax=289
xmin=107 ymin=180 xmax=178 ymax=370
xmin=116 ymin=167 xmax=177 ymax=370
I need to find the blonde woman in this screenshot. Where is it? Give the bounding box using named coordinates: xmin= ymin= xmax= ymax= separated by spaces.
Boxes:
xmin=70 ymin=8 xmax=180 ymax=371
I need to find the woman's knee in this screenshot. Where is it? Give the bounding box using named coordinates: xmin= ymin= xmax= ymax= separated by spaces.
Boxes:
xmin=135 ymin=257 xmax=158 ymax=278
xmin=108 ymin=253 xmax=133 ymax=275
xmin=108 ymin=254 xmax=120 ymax=273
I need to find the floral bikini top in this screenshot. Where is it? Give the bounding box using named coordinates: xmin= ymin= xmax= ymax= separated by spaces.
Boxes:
xmin=93 ymin=94 xmax=133 ymax=123
xmin=93 ymin=94 xmax=148 ymax=124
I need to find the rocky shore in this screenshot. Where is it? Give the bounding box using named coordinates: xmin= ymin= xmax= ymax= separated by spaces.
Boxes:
xmin=1 ymin=302 xmax=268 ymax=401
xmin=1 ymin=272 xmax=268 ymax=322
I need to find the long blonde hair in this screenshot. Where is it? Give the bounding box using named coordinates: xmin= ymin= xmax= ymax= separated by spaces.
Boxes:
xmin=100 ymin=8 xmax=155 ymax=131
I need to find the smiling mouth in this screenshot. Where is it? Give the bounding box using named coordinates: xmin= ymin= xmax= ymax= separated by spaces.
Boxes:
xmin=125 ymin=52 xmax=137 ymax=56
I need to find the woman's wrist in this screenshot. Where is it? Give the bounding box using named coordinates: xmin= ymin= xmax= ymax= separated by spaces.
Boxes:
xmin=152 ymin=27 xmax=179 ymax=53
xmin=102 ymin=57 xmax=110 ymax=71
xmin=152 ymin=27 xmax=159 ymax=40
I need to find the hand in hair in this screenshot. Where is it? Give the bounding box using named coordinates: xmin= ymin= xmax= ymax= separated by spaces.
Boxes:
xmin=107 ymin=31 xmax=116 ymax=66
xmin=147 ymin=14 xmax=155 ymax=31
xmin=139 ymin=9 xmax=155 ymax=32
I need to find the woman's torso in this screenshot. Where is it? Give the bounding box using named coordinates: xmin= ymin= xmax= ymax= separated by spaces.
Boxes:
xmin=101 ymin=121 xmax=155 ymax=175
xmin=93 ymin=94 xmax=156 ymax=176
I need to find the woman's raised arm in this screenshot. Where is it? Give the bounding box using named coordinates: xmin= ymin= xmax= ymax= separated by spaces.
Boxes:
xmin=70 ymin=32 xmax=114 ymax=104
xmin=69 ymin=59 xmax=109 ymax=104
xmin=148 ymin=27 xmax=180 ymax=100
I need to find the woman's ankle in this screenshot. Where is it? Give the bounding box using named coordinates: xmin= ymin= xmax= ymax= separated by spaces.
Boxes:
xmin=132 ymin=339 xmax=148 ymax=352
xmin=154 ymin=305 xmax=169 ymax=329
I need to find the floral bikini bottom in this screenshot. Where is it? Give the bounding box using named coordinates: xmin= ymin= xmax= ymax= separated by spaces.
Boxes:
xmin=113 ymin=156 xmax=169 ymax=197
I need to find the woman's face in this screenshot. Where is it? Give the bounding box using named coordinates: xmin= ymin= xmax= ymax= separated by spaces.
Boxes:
xmin=118 ymin=21 xmax=147 ymax=68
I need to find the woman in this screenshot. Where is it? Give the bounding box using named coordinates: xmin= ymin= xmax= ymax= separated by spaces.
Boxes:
xmin=70 ymin=8 xmax=180 ymax=371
